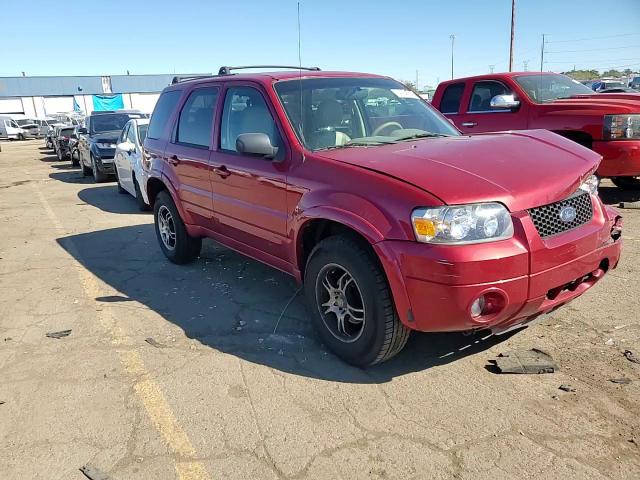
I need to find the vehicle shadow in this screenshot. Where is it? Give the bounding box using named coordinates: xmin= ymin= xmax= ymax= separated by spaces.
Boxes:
xmin=76 ymin=185 xmax=148 ymax=214
xmin=57 ymin=224 xmax=520 ymax=383
xmin=599 ymin=185 xmax=640 ymax=206
xmin=49 ymin=171 xmax=93 ymax=184
xmin=40 ymin=155 xmax=60 ymax=162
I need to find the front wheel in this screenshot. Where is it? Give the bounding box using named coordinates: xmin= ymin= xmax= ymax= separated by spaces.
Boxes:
xmin=91 ymin=154 xmax=108 ymax=183
xmin=153 ymin=191 xmax=201 ymax=264
xmin=81 ymin=152 xmax=91 ymax=176
xmin=611 ymin=176 xmax=640 ymax=190
xmin=304 ymin=236 xmax=410 ymax=367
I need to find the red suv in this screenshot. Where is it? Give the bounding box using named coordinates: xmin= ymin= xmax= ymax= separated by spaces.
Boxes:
xmin=143 ymin=66 xmax=622 ymax=366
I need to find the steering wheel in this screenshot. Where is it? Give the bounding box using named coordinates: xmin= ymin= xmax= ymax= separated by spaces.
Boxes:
xmin=372 ymin=121 xmax=403 ymax=136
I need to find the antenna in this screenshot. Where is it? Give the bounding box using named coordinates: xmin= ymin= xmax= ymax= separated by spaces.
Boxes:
xmin=297 ymin=2 xmax=305 ymax=158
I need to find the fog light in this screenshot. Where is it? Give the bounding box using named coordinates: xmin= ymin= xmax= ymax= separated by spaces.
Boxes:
xmin=470 ymin=296 xmax=486 ymax=318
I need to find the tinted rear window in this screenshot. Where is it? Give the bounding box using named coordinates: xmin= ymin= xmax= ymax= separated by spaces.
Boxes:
xmin=60 ymin=128 xmax=75 ymax=136
xmin=148 ymin=90 xmax=182 ymax=140
xmin=440 ymin=83 xmax=465 ymax=114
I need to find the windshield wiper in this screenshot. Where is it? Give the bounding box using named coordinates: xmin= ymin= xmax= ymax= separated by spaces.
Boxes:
xmin=392 ymin=132 xmax=451 ymax=142
xmin=316 ymin=139 xmax=397 ymax=151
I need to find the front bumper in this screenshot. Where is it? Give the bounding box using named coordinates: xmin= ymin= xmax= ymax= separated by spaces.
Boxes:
xmin=375 ymin=198 xmax=622 ymax=333
xmin=93 ymin=148 xmax=116 ymax=174
xmin=593 ymin=140 xmax=640 ymax=177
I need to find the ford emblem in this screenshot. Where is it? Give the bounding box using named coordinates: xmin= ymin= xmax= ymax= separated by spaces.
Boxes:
xmin=559 ymin=205 xmax=577 ymax=223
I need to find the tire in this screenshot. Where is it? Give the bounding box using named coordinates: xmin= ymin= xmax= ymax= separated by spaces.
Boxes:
xmin=91 ymin=154 xmax=108 ymax=183
xmin=611 ymin=176 xmax=640 ymax=190
xmin=81 ymin=152 xmax=91 ymax=176
xmin=57 ymin=148 xmax=62 ymax=161
xmin=71 ymin=149 xmax=79 ymax=167
xmin=303 ymin=235 xmax=410 ymax=367
xmin=18 ymin=133 xmax=25 ymax=141
xmin=134 ymin=176 xmax=151 ymax=211
xmin=153 ymin=191 xmax=201 ymax=264
xmin=114 ymin=166 xmax=127 ymax=194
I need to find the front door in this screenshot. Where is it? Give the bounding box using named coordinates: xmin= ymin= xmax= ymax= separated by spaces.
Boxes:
xmin=456 ymin=80 xmax=528 ymax=134
xmin=210 ymin=84 xmax=289 ymax=262
xmin=163 ymin=86 xmax=219 ymax=229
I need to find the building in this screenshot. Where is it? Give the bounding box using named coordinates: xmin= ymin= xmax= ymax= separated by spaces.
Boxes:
xmin=0 ymin=73 xmax=208 ymax=117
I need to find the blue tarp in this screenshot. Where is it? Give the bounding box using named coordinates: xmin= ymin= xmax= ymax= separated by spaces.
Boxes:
xmin=92 ymin=94 xmax=124 ymax=111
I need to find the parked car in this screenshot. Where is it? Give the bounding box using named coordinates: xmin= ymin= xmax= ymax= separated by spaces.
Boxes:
xmin=14 ymin=118 xmax=41 ymax=138
xmin=0 ymin=116 xmax=26 ymax=140
xmin=142 ymin=67 xmax=622 ymax=366
xmin=431 ymin=72 xmax=640 ymax=189
xmin=599 ymin=87 xmax=638 ymax=94
xmin=114 ymin=118 xmax=150 ymax=210
xmin=45 ymin=123 xmax=66 ymax=149
xmin=69 ymin=126 xmax=81 ymax=165
xmin=629 ymin=77 xmax=640 ymax=90
xmin=77 ymin=110 xmax=147 ymax=182
xmin=592 ymin=80 xmax=626 ymax=92
xmin=53 ymin=126 xmax=78 ymax=162
xmin=36 ymin=118 xmax=61 ymax=137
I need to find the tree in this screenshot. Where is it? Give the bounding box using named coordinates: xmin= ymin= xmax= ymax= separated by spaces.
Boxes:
xmin=400 ymin=80 xmax=416 ymax=90
xmin=562 ymin=69 xmax=599 ymax=81
xmin=602 ymin=69 xmax=622 ymax=78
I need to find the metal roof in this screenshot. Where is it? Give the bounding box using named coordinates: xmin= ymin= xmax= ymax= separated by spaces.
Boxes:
xmin=0 ymin=73 xmax=208 ymax=97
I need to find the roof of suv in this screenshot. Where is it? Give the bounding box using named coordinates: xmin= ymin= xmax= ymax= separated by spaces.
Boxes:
xmin=438 ymin=71 xmax=559 ymax=86
xmin=167 ymin=70 xmax=389 ymax=89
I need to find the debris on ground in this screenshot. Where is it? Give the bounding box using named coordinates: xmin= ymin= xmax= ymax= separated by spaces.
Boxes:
xmin=618 ymin=201 xmax=640 ymax=209
xmin=494 ymin=348 xmax=558 ymax=374
xmin=559 ymin=384 xmax=576 ymax=392
xmin=4 ymin=337 xmax=12 ymax=342
xmin=624 ymin=350 xmax=640 ymax=365
xmin=80 ymin=464 xmax=111 ymax=480
xmin=144 ymin=337 xmax=165 ymax=348
xmin=45 ymin=329 xmax=72 ymax=339
xmin=0 ymin=400 xmax=5 ymax=405
xmin=610 ymin=378 xmax=632 ymax=385
xmin=605 ymin=338 xmax=615 ymax=346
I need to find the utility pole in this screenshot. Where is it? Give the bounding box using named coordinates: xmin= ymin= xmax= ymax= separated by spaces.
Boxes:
xmin=540 ymin=34 xmax=546 ymax=71
xmin=489 ymin=65 xmax=495 ymax=73
xmin=523 ymin=60 xmax=528 ymax=71
xmin=450 ymin=34 xmax=455 ymax=79
xmin=509 ymin=0 xmax=515 ymax=72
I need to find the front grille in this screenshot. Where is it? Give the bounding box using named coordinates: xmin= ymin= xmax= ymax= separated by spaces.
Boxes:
xmin=528 ymin=191 xmax=593 ymax=238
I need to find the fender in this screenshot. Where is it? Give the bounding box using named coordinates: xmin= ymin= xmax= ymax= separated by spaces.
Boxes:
xmin=293 ymin=205 xmax=414 ymax=327
xmin=147 ymin=172 xmax=195 ymax=227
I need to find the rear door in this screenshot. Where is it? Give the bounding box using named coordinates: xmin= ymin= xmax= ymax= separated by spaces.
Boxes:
xmin=457 ymin=80 xmax=527 ymax=134
xmin=163 ymin=86 xmax=219 ymax=229
xmin=209 ymin=83 xmax=290 ymax=262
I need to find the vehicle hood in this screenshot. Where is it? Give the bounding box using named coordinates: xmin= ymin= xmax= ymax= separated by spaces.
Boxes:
xmin=90 ymin=131 xmax=120 ymax=143
xmin=314 ymin=129 xmax=600 ymax=212
xmin=543 ymin=93 xmax=640 ymax=114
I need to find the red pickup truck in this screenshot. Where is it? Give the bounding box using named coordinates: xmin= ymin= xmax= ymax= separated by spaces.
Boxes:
xmin=432 ymin=72 xmax=640 ymax=189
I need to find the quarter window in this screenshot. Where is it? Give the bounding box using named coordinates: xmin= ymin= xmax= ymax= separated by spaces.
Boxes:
xmin=176 ymin=87 xmax=219 ymax=148
xmin=220 ymin=86 xmax=281 ymax=153
xmin=440 ymin=83 xmax=465 ymax=114
xmin=468 ymin=81 xmax=511 ymax=112
xmin=148 ymin=90 xmax=181 ymax=140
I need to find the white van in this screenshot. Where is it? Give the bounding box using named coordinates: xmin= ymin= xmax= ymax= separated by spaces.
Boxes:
xmin=0 ymin=116 xmax=26 ymax=140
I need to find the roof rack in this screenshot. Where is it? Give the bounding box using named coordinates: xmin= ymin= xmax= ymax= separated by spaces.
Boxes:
xmin=217 ymin=65 xmax=321 ymax=75
xmin=171 ymin=75 xmax=213 ymax=85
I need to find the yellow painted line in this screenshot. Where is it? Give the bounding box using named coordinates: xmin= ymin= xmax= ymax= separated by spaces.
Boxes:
xmin=31 ymin=182 xmax=211 ymax=480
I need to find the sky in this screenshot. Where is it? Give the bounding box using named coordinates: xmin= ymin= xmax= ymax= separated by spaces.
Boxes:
xmin=1 ymin=0 xmax=639 ymax=89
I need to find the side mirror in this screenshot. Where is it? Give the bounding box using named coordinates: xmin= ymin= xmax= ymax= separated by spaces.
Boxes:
xmin=77 ymin=127 xmax=88 ymax=134
xmin=490 ymin=94 xmax=520 ymax=110
xmin=236 ymin=133 xmax=279 ymax=160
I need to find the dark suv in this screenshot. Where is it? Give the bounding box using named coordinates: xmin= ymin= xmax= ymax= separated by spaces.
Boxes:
xmin=143 ymin=66 xmax=621 ymax=366
xmin=77 ymin=110 xmax=147 ymax=182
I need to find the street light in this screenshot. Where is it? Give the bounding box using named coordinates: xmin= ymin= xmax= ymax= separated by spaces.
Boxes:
xmin=450 ymin=34 xmax=455 ymax=79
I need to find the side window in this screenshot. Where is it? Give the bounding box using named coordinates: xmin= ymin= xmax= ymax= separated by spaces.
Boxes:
xmin=148 ymin=90 xmax=182 ymax=140
xmin=468 ymin=81 xmax=511 ymax=112
xmin=175 ymin=87 xmax=218 ymax=148
xmin=440 ymin=83 xmax=465 ymax=114
xmin=220 ymin=86 xmax=281 ymax=153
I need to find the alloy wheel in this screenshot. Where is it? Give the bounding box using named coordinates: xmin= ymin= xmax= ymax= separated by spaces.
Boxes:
xmin=157 ymin=205 xmax=177 ymax=251
xmin=315 ymin=263 xmax=366 ymax=343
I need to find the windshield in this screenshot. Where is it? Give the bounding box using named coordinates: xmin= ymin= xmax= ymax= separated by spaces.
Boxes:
xmin=515 ymin=74 xmax=594 ymax=103
xmin=15 ymin=119 xmax=35 ymax=126
xmin=274 ymin=77 xmax=459 ymax=151
xmin=60 ymin=128 xmax=75 ymax=136
xmin=137 ymin=124 xmax=148 ymax=143
xmin=90 ymin=114 xmax=139 ymax=134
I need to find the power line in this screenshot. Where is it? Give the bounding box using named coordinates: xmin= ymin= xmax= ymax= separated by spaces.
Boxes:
xmin=545 ymin=57 xmax=640 ymax=64
xmin=545 ymin=32 xmax=640 ymax=44
xmin=546 ymin=45 xmax=640 ymax=54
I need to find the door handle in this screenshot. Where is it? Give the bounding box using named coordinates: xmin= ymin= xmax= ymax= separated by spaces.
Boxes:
xmin=461 ymin=122 xmax=477 ymax=127
xmin=168 ymin=155 xmax=180 ymax=166
xmin=214 ymin=165 xmax=231 ymax=178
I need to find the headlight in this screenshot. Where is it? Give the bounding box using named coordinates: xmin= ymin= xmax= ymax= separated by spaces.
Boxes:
xmin=411 ymin=202 xmax=514 ymax=244
xmin=603 ymin=114 xmax=640 ymax=139
xmin=96 ymin=142 xmax=116 ymax=149
xmin=579 ymin=174 xmax=599 ymax=195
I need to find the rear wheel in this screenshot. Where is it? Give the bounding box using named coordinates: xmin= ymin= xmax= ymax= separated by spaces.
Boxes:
xmin=612 ymin=176 xmax=640 ymax=190
xmin=304 ymin=235 xmax=410 ymax=367
xmin=56 ymin=148 xmax=63 ymax=161
xmin=154 ymin=191 xmax=201 ymax=264
xmin=114 ymin=166 xmax=127 ymax=194
xmin=81 ymin=152 xmax=91 ymax=176
xmin=71 ymin=149 xmax=79 ymax=167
